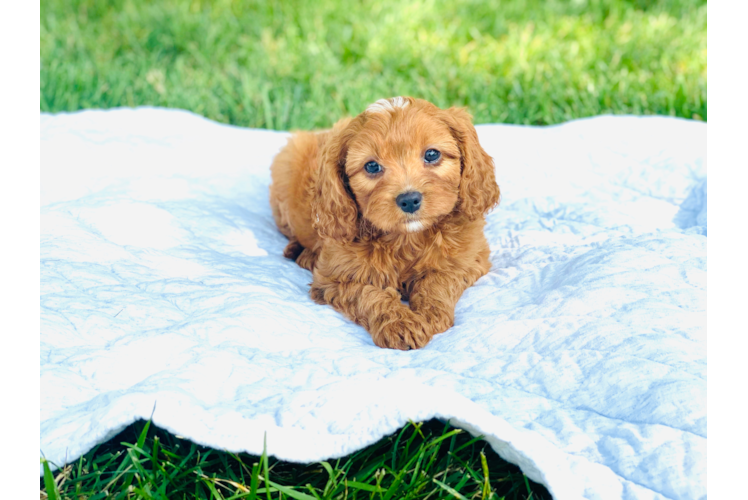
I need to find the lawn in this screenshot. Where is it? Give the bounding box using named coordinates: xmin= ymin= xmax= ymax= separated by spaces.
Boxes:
xmin=41 ymin=0 xmax=706 ymax=129
xmin=40 ymin=0 xmax=706 ymax=498
xmin=41 ymin=419 xmax=554 ymax=500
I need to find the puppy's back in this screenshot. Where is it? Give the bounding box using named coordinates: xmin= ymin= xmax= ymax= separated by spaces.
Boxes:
xmin=269 ymin=130 xmax=325 ymax=249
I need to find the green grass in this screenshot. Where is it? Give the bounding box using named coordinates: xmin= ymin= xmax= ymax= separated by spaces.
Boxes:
xmin=40 ymin=1 xmax=706 ymax=497
xmin=40 ymin=419 xmax=551 ymax=499
xmin=41 ymin=0 xmax=706 ymax=129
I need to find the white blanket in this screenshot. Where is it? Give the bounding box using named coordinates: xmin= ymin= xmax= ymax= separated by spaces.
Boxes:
xmin=40 ymin=108 xmax=706 ymax=500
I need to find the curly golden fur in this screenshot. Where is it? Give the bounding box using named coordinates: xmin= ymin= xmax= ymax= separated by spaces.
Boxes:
xmin=269 ymin=97 xmax=500 ymax=350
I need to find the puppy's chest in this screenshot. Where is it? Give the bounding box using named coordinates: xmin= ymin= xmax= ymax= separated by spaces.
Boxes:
xmin=374 ymin=243 xmax=446 ymax=290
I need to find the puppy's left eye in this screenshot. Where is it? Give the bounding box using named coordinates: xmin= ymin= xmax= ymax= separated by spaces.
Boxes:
xmin=424 ymin=149 xmax=441 ymax=163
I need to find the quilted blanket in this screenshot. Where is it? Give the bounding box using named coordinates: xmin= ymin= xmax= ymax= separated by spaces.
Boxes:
xmin=40 ymin=108 xmax=706 ymax=500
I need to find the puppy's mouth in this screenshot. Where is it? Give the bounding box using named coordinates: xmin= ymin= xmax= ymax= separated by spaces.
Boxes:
xmin=404 ymin=219 xmax=426 ymax=233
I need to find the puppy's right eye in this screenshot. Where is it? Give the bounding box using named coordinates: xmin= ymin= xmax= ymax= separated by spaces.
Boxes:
xmin=364 ymin=161 xmax=382 ymax=174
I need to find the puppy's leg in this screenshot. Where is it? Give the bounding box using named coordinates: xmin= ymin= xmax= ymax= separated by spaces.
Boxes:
xmin=282 ymin=237 xmax=304 ymax=261
xmin=407 ymin=273 xmax=462 ymax=336
xmin=295 ymin=247 xmax=319 ymax=271
xmin=310 ymin=279 xmax=431 ymax=350
xmin=282 ymin=239 xmax=319 ymax=271
xmin=408 ymin=262 xmax=490 ymax=337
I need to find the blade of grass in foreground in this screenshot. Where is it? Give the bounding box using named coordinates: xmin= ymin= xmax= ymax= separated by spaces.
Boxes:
xmin=433 ymin=478 xmax=470 ymax=500
xmin=41 ymin=457 xmax=60 ymax=500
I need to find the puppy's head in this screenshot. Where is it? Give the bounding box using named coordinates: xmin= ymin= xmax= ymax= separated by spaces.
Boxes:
xmin=312 ymin=97 xmax=500 ymax=241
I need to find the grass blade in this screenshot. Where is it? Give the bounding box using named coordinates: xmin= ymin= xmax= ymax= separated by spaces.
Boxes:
xmin=524 ymin=474 xmax=534 ymax=499
xmin=319 ymin=461 xmax=338 ymax=497
xmin=480 ymin=451 xmax=491 ymax=499
xmin=382 ymin=467 xmax=408 ymax=500
xmin=137 ymin=417 xmax=152 ymax=451
xmin=41 ymin=457 xmax=60 ymax=500
xmin=433 ymin=478 xmax=469 ymax=500
xmin=267 ymin=480 xmax=319 ymax=500
xmin=344 ymin=480 xmax=385 ymax=493
xmin=249 ymin=462 xmax=260 ymax=500
xmin=391 ymin=422 xmax=411 ymax=470
xmin=263 ymin=434 xmax=271 ymax=500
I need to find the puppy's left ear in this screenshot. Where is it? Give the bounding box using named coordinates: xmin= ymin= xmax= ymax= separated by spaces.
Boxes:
xmin=441 ymin=107 xmax=500 ymax=220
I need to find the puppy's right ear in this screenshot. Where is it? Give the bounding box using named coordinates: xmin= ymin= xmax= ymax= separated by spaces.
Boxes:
xmin=312 ymin=117 xmax=360 ymax=241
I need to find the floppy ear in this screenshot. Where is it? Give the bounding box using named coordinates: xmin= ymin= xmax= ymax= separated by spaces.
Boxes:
xmin=441 ymin=107 xmax=500 ymax=220
xmin=311 ymin=117 xmax=360 ymax=241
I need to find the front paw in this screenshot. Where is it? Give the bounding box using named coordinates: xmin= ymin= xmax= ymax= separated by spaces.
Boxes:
xmin=409 ymin=299 xmax=454 ymax=335
xmin=373 ymin=315 xmax=432 ymax=350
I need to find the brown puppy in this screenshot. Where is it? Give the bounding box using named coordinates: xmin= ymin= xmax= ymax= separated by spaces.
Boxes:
xmin=269 ymin=97 xmax=500 ymax=350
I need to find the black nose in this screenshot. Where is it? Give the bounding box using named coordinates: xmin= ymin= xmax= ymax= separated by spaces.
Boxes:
xmin=396 ymin=191 xmax=422 ymax=213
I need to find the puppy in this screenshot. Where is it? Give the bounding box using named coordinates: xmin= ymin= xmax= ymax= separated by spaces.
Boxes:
xmin=269 ymin=97 xmax=500 ymax=350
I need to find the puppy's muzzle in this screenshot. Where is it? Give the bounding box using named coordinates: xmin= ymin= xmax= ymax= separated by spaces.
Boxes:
xmin=396 ymin=191 xmax=422 ymax=213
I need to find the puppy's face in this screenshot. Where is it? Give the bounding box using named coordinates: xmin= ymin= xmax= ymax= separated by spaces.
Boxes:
xmin=312 ymin=96 xmax=498 ymax=242
xmin=344 ymin=98 xmax=462 ymax=235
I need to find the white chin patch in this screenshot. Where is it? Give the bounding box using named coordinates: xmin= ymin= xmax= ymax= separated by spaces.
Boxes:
xmin=366 ymin=96 xmax=409 ymax=114
xmin=405 ymin=220 xmax=425 ymax=233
